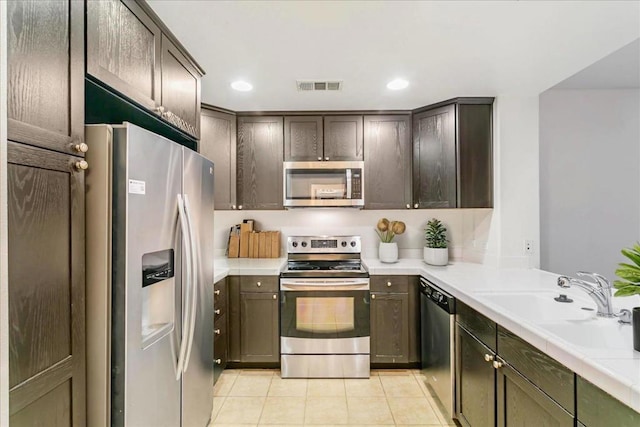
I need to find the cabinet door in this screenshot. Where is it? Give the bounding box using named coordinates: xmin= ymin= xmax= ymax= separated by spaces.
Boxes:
xmin=7 ymin=142 xmax=86 ymax=426
xmin=364 ymin=115 xmax=412 ymax=209
xmin=87 ymin=0 xmax=161 ymax=111
xmin=413 ymin=105 xmax=456 ymax=208
xmin=458 ymin=104 xmax=493 ymax=208
xmin=370 ymin=292 xmax=409 ymax=363
xmin=240 ymin=292 xmax=280 ymax=363
xmin=577 ymin=376 xmax=640 ymax=427
xmin=160 ymin=34 xmax=202 ymax=138
xmin=237 ymin=116 xmax=284 ymax=210
xmin=200 ymin=109 xmax=237 ymax=210
xmin=323 ymin=115 xmax=363 ymax=161
xmin=8 ymin=0 xmax=84 ymax=156
xmin=496 ymin=358 xmax=573 ymax=427
xmin=284 ymin=116 xmax=323 ymax=161
xmin=456 ymin=325 xmax=495 ymax=427
xmin=214 ymin=314 xmax=227 ymax=385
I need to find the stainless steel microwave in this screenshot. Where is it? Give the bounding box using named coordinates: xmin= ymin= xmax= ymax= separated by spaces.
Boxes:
xmin=283 ymin=161 xmax=364 ymax=208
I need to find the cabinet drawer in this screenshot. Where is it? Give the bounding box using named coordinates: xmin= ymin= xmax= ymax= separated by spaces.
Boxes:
xmin=497 ymin=326 xmax=574 ymax=414
xmin=456 ymin=301 xmax=496 ymax=352
xmin=214 ymin=278 xmax=227 ymax=310
xmin=371 ymin=275 xmax=410 ymax=293
xmin=214 ymin=313 xmax=227 ymax=349
xmin=240 ymin=276 xmax=278 ymax=293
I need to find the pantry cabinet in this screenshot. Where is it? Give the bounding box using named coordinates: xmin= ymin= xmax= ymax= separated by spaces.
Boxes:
xmin=370 ymin=276 xmax=420 ymax=365
xmin=87 ymin=0 xmax=203 ymax=139
xmin=228 ymin=276 xmax=280 ymax=365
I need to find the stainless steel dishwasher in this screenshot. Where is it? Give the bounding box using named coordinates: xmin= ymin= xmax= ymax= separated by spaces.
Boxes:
xmin=420 ymin=277 xmax=456 ymax=421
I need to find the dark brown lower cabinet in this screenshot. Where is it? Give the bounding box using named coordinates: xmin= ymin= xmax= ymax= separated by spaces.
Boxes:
xmin=228 ymin=276 xmax=279 ymax=365
xmin=7 ymin=141 xmax=86 ymax=426
xmin=214 ymin=278 xmax=228 ymax=384
xmin=577 ymin=376 xmax=640 ymax=427
xmin=496 ymin=357 xmax=573 ymax=426
xmin=455 ymin=325 xmax=496 ymax=427
xmin=370 ymin=292 xmax=409 ymax=363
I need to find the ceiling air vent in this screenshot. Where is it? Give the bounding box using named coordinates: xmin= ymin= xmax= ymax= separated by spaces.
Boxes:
xmin=297 ymin=80 xmax=343 ymax=91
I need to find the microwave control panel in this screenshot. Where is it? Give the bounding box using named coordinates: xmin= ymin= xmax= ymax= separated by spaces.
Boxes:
xmin=351 ymin=169 xmax=362 ymax=199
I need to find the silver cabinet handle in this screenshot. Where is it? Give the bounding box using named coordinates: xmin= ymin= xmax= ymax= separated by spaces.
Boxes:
xmin=74 ymin=143 xmax=89 ymax=153
xmin=214 ymin=329 xmax=221 ymax=335
xmin=257 ymin=281 xmax=261 ymax=287
xmin=273 ymin=294 xmax=277 ymax=300
xmin=317 ymin=157 xmax=322 ymax=161
xmin=406 ymin=204 xmax=411 ymax=209
xmin=484 ymin=354 xmax=494 ymax=362
xmin=215 ymin=359 xmax=222 ymax=365
xmin=325 ymin=156 xmax=330 ymax=161
xmin=232 ymin=205 xmax=236 ymax=210
xmin=155 ymin=106 xmax=166 ymax=115
xmin=371 ymin=294 xmax=376 ymax=299
xmin=492 ymin=360 xmax=503 ymax=369
xmin=238 ymin=205 xmax=243 ymax=210
xmin=387 ymin=281 xmax=392 ymax=287
xmin=214 ymin=290 xmax=220 ymax=296
xmin=75 ymin=160 xmax=89 ymax=171
xmin=414 ymin=203 xmax=419 ymax=209
xmin=214 ymin=309 xmax=221 ymax=315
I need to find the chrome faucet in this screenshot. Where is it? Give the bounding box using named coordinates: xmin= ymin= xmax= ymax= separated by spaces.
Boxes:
xmin=557 ymin=271 xmax=615 ymax=318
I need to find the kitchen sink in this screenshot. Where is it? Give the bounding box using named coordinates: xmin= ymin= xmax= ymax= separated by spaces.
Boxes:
xmin=476 ymin=291 xmax=596 ymax=323
xmin=540 ymin=319 xmax=633 ymax=349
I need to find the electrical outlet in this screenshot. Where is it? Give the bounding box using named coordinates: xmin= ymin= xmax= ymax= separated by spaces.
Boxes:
xmin=524 ymin=240 xmax=534 ymax=254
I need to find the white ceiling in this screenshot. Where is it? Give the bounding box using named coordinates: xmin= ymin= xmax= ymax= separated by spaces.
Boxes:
xmin=148 ymin=1 xmax=640 ymax=111
xmin=551 ymin=38 xmax=640 ymax=90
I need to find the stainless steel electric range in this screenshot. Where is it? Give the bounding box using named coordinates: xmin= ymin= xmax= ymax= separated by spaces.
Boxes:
xmin=280 ymin=235 xmax=370 ymax=378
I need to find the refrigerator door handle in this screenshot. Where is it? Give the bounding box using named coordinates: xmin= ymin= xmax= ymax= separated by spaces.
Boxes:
xmin=182 ymin=194 xmax=199 ymax=372
xmin=176 ymin=194 xmax=193 ymax=380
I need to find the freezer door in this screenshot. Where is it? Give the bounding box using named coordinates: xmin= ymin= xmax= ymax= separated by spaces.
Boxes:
xmin=112 ymin=124 xmax=182 ymax=427
xmin=181 ymin=149 xmax=214 ymax=426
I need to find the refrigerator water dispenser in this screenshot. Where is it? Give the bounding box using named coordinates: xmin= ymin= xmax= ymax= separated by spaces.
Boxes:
xmin=141 ymin=249 xmax=175 ymax=348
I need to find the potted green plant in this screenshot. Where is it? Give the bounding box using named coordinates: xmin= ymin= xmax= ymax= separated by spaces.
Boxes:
xmin=613 ymin=242 xmax=640 ymax=351
xmin=424 ymin=218 xmax=449 ymax=266
xmin=375 ymin=218 xmax=406 ymax=263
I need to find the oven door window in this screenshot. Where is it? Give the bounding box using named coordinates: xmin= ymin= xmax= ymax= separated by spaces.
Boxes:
xmin=281 ymin=290 xmax=370 ymax=339
xmin=285 ymin=169 xmax=347 ymax=200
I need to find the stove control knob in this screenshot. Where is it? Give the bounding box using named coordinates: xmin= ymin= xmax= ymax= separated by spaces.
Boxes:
xmin=292 ymin=241 xmax=298 ymax=248
xmin=301 ymin=241 xmax=307 ymax=248
xmin=350 ymin=241 xmax=356 ymax=247
xmin=341 ymin=241 xmax=347 ymax=247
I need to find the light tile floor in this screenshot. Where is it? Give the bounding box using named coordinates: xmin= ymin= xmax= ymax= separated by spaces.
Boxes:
xmin=210 ymin=369 xmax=455 ymax=426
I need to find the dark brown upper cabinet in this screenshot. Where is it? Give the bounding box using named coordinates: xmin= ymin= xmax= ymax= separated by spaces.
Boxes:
xmin=8 ymin=0 xmax=84 ymax=156
xmin=87 ymin=0 xmax=161 ymax=111
xmin=412 ymin=98 xmax=493 ymax=209
xmin=364 ymin=115 xmax=412 ymax=209
xmin=323 ymin=115 xmax=364 ymax=161
xmin=237 ymin=116 xmax=284 ymax=210
xmin=160 ymin=34 xmax=202 ymax=139
xmin=200 ymin=107 xmax=237 ymax=210
xmin=284 ymin=116 xmax=324 ymax=161
xmin=87 ymin=0 xmax=204 ymax=139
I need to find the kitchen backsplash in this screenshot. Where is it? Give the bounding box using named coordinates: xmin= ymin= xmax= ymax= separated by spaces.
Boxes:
xmin=214 ymin=209 xmax=494 ymax=263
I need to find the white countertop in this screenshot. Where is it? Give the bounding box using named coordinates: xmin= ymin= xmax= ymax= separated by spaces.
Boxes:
xmin=212 ymin=256 xmax=640 ymax=412
xmin=364 ymin=258 xmax=640 ymax=413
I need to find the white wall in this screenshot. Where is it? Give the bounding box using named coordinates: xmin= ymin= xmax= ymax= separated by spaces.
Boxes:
xmin=1 ymin=1 xmax=9 ymax=425
xmin=490 ymin=96 xmax=541 ymax=269
xmin=539 ymin=89 xmax=640 ymax=281
xmin=214 ymin=208 xmax=493 ymax=262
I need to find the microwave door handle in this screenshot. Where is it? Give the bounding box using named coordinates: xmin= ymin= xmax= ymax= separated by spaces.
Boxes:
xmin=346 ymin=169 xmax=352 ymax=199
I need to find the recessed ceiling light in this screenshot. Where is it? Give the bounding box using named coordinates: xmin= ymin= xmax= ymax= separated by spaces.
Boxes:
xmin=387 ymin=78 xmax=409 ymax=90
xmin=231 ymin=80 xmax=253 ymax=91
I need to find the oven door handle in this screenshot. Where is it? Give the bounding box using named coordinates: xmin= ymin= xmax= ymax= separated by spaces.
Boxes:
xmin=280 ymin=279 xmax=369 ymax=291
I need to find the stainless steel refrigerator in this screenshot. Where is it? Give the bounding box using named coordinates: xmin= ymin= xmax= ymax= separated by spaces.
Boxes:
xmin=85 ymin=123 xmax=214 ymax=427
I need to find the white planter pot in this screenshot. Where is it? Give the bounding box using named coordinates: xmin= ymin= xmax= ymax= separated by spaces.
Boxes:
xmin=424 ymin=247 xmax=448 ymax=266
xmin=379 ymin=242 xmax=398 ymax=263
